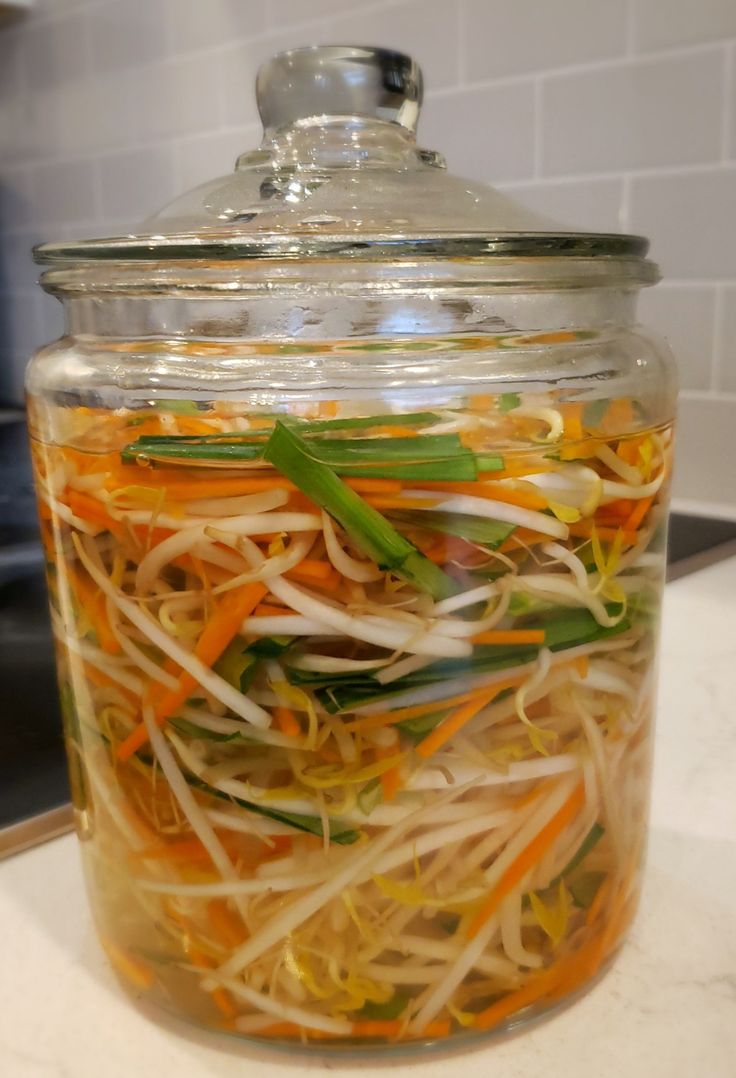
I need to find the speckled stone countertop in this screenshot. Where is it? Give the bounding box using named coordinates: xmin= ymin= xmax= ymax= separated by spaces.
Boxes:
xmin=2 ymin=556 xmax=734 ymax=1078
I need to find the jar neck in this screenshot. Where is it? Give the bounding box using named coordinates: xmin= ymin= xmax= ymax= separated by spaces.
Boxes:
xmin=56 ymin=275 xmax=640 ymax=343
xmin=235 ymin=116 xmax=443 ymax=173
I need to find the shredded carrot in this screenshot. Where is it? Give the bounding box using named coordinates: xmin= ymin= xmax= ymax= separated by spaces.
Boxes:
xmin=101 ymin=937 xmax=155 ymax=991
xmin=116 ymin=582 xmax=268 ymax=761
xmin=208 ymin=899 xmax=248 ymax=949
xmin=253 ymin=603 xmax=294 ymax=618
xmin=344 ymin=477 xmax=403 ymax=495
xmin=375 ymin=737 xmax=402 ymax=801
xmin=68 ymin=567 xmax=121 ymax=654
xmin=364 ymin=495 xmax=439 ymax=511
xmin=560 ymin=402 xmax=584 ymax=441
xmin=286 ymin=562 xmax=341 ymax=591
xmin=415 ymin=680 xmax=519 ymax=760
xmin=467 ymin=782 xmax=586 ymax=938
xmin=273 ymin=706 xmax=301 ymax=737
xmin=471 ymin=629 xmax=546 ymax=646
xmin=66 ymin=489 xmax=123 ymax=535
xmin=624 ymin=495 xmax=654 ymax=532
xmin=351 ymin=1019 xmax=451 ymax=1039
xmin=413 ymin=480 xmax=547 ymax=511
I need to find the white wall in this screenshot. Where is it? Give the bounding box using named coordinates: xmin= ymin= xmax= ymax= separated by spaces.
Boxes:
xmin=1 ymin=0 xmax=734 ymax=511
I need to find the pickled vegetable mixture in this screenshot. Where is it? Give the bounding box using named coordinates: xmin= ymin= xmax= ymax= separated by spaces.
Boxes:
xmin=32 ymin=394 xmax=671 ymax=1044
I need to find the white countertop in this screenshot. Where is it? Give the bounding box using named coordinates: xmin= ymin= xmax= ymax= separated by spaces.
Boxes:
xmin=2 ymin=557 xmax=735 ymax=1078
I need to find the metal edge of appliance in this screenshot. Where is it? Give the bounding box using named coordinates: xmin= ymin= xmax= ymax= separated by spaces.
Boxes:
xmin=0 ymin=803 xmax=75 ymax=861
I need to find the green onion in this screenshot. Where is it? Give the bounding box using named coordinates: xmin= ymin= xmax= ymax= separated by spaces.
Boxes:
xmin=396 ymin=709 xmax=451 ymax=741
xmin=169 ymin=717 xmax=256 ymax=744
xmin=186 ymin=776 xmax=360 ymax=844
xmin=356 ymin=776 xmax=383 ymax=816
xmin=553 ymin=822 xmax=605 ymax=882
xmin=317 ymin=605 xmax=631 ymax=712
xmin=568 ymin=871 xmax=606 ymax=909
xmin=499 ymin=392 xmax=521 ymax=413
xmin=358 ymin=991 xmax=411 ymax=1020
xmin=263 ymin=421 xmax=458 ymax=601
xmin=292 ymin=411 xmax=442 ymax=433
xmin=388 ymin=509 xmax=515 ymax=548
xmin=582 ymin=398 xmax=609 ymax=429
xmin=303 ymin=434 xmax=479 ymax=482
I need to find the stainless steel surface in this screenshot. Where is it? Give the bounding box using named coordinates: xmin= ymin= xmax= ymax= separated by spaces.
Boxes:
xmin=256 ymin=45 xmax=423 ymax=134
xmin=0 ymin=804 xmax=74 ymax=861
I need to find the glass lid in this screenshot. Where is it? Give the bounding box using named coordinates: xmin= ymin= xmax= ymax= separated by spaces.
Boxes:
xmin=35 ymin=45 xmax=652 ymax=269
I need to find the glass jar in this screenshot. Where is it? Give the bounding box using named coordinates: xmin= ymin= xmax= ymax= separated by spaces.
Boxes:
xmin=27 ymin=46 xmax=677 ymax=1051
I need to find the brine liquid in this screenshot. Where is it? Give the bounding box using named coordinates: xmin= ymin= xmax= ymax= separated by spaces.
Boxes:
xmin=30 ymin=391 xmax=671 ymax=1047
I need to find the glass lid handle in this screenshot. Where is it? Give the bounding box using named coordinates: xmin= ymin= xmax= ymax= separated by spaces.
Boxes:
xmin=255 ymin=45 xmax=423 ymax=136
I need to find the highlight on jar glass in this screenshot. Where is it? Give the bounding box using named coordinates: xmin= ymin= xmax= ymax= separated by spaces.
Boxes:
xmin=27 ymin=45 xmax=677 ymax=1051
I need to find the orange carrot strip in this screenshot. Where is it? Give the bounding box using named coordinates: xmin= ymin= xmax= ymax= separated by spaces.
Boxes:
xmin=364 ymin=495 xmax=439 ymax=511
xmin=253 ymin=603 xmax=294 ymax=618
xmin=273 ymin=706 xmax=301 ymax=738
xmin=107 ymin=471 xmax=297 ymax=500
xmin=344 ymin=477 xmax=402 ymax=495
xmin=624 ymin=495 xmax=654 ymax=532
xmin=374 ymin=738 xmax=402 ymax=801
xmin=207 ymin=899 xmax=248 ymax=948
xmin=415 ymin=681 xmax=518 ymax=760
xmin=116 ymin=582 xmax=267 ymax=762
xmin=471 ymin=629 xmax=545 ymax=646
xmin=68 ymin=567 xmax=121 ymax=655
xmin=101 ymin=938 xmax=154 ymax=991
xmin=467 ymin=782 xmax=585 ymax=939
xmin=415 ymin=480 xmax=548 ymax=512
xmin=284 ymin=558 xmax=333 ymax=581
xmin=561 ymin=402 xmax=584 ymax=441
xmin=66 ymin=489 xmax=123 ymax=534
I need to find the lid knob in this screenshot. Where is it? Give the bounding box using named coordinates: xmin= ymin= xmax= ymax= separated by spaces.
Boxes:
xmin=255 ymin=45 xmax=423 ymax=136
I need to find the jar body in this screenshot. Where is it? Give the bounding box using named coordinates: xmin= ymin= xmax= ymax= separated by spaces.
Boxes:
xmin=26 ymin=278 xmax=676 ymax=1049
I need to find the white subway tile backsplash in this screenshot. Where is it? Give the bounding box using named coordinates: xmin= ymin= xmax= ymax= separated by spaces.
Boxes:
xmin=637 ymin=285 xmax=716 ymax=391
xmin=715 ymin=286 xmax=736 ymax=392
xmin=1 ymin=0 xmax=736 ymax=502
xmin=174 ymin=126 xmax=259 ymax=192
xmin=672 ymin=393 xmax=736 ymax=506
xmin=324 ymin=0 xmax=460 ymax=90
xmin=462 ymin=0 xmax=626 ymax=81
xmin=633 ymin=0 xmax=736 ymax=53
xmin=31 ymin=159 xmax=97 ymax=226
xmin=496 ymin=178 xmax=625 ymax=232
xmin=88 ymin=0 xmax=167 ymax=73
xmin=629 ymin=167 xmax=736 ymax=279
xmin=420 ymin=83 xmax=535 ymax=184
xmin=0 ymin=234 xmax=42 ymax=295
xmin=136 ymin=53 xmax=224 ymax=140
xmin=267 ymin=0 xmax=367 ymax=24
xmin=97 ymin=146 xmax=177 ymax=224
xmin=21 ymin=12 xmax=89 ymax=91
xmin=542 ymin=51 xmax=724 ymax=176
xmin=166 ymin=0 xmax=267 ymax=55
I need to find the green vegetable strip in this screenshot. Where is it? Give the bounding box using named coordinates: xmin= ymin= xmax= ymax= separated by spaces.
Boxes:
xmin=263 ymin=421 xmax=458 ymax=601
xmin=551 ymin=822 xmax=605 ymax=884
xmin=293 ymin=411 xmax=442 ymax=433
xmin=358 ymin=992 xmax=411 ymax=1020
xmin=186 ymin=775 xmax=360 ymax=845
xmin=317 ymin=606 xmax=631 ymax=712
xmin=387 ymin=509 xmax=515 ymax=548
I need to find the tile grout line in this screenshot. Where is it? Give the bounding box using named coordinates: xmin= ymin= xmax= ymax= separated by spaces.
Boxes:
xmin=619 ymin=173 xmax=632 ymax=233
xmin=624 ymin=0 xmax=637 ymax=57
xmin=721 ymin=41 xmax=735 ymax=162
xmin=710 ymin=283 xmax=726 ymax=392
xmin=533 ymin=76 xmax=543 ymax=180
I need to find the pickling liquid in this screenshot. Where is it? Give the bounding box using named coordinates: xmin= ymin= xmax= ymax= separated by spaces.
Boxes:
xmin=29 ymin=388 xmax=671 ymax=1047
